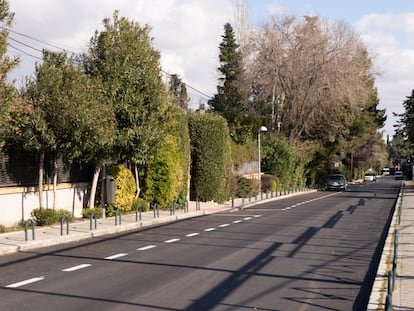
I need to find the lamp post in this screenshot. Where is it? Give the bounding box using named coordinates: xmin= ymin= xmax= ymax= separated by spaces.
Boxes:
xmin=258 ymin=126 xmax=268 ymax=193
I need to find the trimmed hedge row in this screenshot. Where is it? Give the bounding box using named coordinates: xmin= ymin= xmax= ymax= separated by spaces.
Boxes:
xmin=188 ymin=113 xmax=231 ymax=203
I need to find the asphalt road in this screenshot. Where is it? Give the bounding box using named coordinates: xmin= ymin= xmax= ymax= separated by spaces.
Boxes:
xmin=0 ymin=177 xmax=400 ymax=311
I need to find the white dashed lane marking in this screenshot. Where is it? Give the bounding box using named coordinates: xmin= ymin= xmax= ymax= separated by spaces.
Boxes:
xmin=62 ymin=264 xmax=91 ymax=272
xmin=137 ymin=245 xmax=157 ymax=251
xmin=219 ymin=224 xmax=230 ymax=227
xmin=185 ymin=233 xmax=200 ymax=237
xmin=6 ymin=277 xmax=45 ymax=288
xmin=105 ymin=253 xmax=128 ymax=260
xmin=164 ymin=238 xmax=180 ymax=243
xmin=3 ymin=212 xmax=263 ymax=289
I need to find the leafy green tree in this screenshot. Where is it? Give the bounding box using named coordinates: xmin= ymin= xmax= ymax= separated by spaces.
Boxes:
xmin=0 ymin=0 xmax=19 ymax=148
xmin=261 ymin=135 xmax=306 ymax=190
xmin=209 ymin=23 xmax=251 ymax=143
xmin=344 ymin=86 xmax=387 ymax=177
xmin=393 ymin=89 xmax=414 ymax=167
xmin=396 ymin=90 xmax=414 ymax=143
xmin=24 ymin=50 xmax=115 ymax=209
xmin=188 ymin=112 xmax=231 ymax=202
xmin=141 ymin=104 xmax=190 ymax=208
xmin=169 ymin=74 xmax=189 ymax=111
xmin=84 ymin=11 xmax=169 ymax=197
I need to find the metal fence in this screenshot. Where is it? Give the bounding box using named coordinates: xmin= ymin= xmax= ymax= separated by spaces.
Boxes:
xmin=0 ymin=146 xmax=93 ymax=187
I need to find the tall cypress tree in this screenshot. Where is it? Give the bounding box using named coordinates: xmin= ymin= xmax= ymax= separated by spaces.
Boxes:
xmin=209 ymin=23 xmax=250 ymax=143
xmin=397 ymin=90 xmax=414 ymax=142
xmin=169 ymin=74 xmax=189 ymax=111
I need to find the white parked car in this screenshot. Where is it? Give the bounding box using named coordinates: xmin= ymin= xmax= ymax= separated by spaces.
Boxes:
xmin=364 ymin=173 xmax=376 ymax=182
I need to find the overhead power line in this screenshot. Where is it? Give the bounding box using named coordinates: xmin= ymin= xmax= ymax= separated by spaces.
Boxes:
xmin=8 ymin=43 xmax=42 ymax=60
xmin=4 ymin=27 xmax=213 ymax=101
xmin=1 ymin=26 xmax=79 ymax=54
xmin=8 ymin=36 xmax=43 ymax=53
xmin=161 ymin=69 xmax=212 ymax=101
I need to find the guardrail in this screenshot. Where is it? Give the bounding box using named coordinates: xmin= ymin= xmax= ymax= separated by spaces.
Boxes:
xmin=385 ymin=186 xmax=403 ymax=310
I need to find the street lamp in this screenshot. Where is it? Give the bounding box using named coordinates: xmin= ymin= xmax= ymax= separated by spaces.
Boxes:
xmin=258 ymin=126 xmax=268 ymax=193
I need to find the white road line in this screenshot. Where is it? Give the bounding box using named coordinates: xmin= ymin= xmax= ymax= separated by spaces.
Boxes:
xmin=219 ymin=224 xmax=230 ymax=227
xmin=62 ymin=264 xmax=91 ymax=272
xmin=104 ymin=253 xmax=128 ymax=260
xmin=164 ymin=238 xmax=180 ymax=243
xmin=233 ymin=220 xmax=242 ymax=223
xmin=254 ymin=215 xmax=262 ymax=218
xmin=204 ymin=228 xmax=216 ymax=232
xmin=6 ymin=277 xmax=45 ymax=288
xmin=243 ymin=217 xmax=252 ymax=221
xmin=137 ymin=245 xmax=157 ymax=251
xmin=186 ymin=233 xmax=200 ymax=237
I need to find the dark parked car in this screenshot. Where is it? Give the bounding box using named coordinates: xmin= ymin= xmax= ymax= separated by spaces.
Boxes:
xmin=327 ymin=174 xmax=347 ymax=191
xmin=395 ymin=171 xmax=404 ymax=180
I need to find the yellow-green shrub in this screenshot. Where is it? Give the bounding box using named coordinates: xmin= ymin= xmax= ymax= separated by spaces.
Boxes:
xmin=107 ymin=164 xmax=136 ymax=213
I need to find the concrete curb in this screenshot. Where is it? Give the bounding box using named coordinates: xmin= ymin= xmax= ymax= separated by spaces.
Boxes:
xmin=0 ymin=210 xmax=208 ymax=255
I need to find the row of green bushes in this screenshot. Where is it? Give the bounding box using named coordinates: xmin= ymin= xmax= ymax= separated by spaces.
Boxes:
xmin=234 ymin=174 xmax=307 ymax=198
xmin=3 ymin=113 xmax=308 ymax=228
xmin=31 ymin=208 xmax=75 ymax=226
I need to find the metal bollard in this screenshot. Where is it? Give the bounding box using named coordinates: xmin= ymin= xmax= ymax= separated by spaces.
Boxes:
xmin=24 ymin=218 xmax=35 ymax=241
xmin=135 ymin=205 xmax=142 ymax=222
xmin=385 ymin=293 xmax=392 ymax=311
xmin=388 ymin=270 xmax=394 ymax=294
xmin=115 ymin=208 xmax=122 ymax=225
xmin=60 ymin=215 xmax=69 ymax=236
xmin=169 ymin=201 xmax=175 ymax=215
xmin=89 ymin=211 xmax=97 ymax=230
xmin=152 ymin=203 xmax=159 ymax=218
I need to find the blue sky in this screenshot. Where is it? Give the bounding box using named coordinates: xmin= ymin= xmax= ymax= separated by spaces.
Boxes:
xmin=247 ymin=0 xmax=414 ymax=23
xmin=7 ymin=0 xmax=414 ymax=137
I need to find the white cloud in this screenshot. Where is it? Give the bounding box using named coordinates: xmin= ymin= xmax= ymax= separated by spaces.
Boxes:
xmin=7 ymin=0 xmax=234 ymax=108
xmin=355 ymin=12 xmax=414 ymax=136
xmin=265 ymin=3 xmax=289 ymax=16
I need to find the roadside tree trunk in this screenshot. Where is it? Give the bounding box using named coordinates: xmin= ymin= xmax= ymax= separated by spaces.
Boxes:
xmin=52 ymin=157 xmax=58 ymax=209
xmin=135 ymin=164 xmax=140 ymax=198
xmin=88 ymin=162 xmax=101 ymax=208
xmin=38 ymin=147 xmax=45 ymax=210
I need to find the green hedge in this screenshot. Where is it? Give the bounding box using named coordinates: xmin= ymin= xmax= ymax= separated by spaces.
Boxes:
xmin=82 ymin=206 xmax=103 ymax=219
xmin=188 ymin=113 xmax=231 ymax=202
xmin=141 ymin=106 xmax=190 ymax=209
xmin=235 ymin=176 xmax=254 ymax=198
xmin=31 ymin=208 xmax=74 ymax=226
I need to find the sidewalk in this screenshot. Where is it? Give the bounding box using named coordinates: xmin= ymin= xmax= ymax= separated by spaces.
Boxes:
xmin=0 ymin=189 xmax=316 ymax=256
xmin=368 ymin=182 xmax=414 ymax=310
xmin=6 ymin=186 xmax=412 ymax=309
xmin=0 ymin=200 xmax=232 ymax=256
